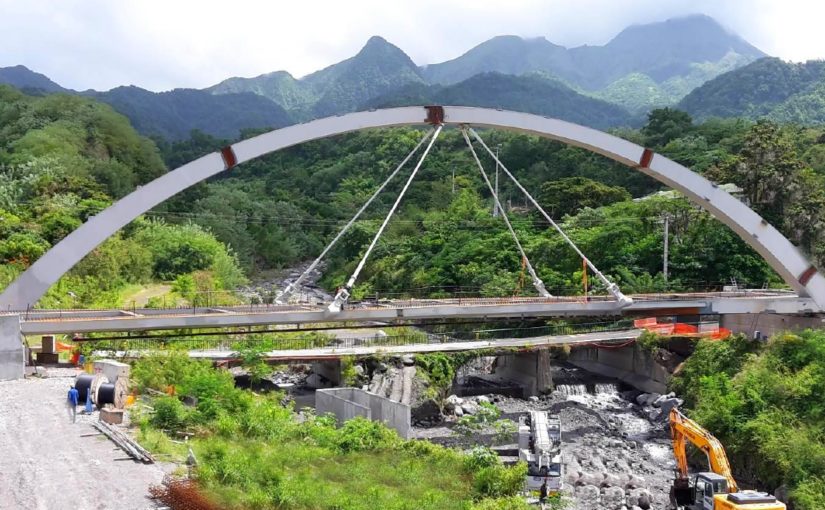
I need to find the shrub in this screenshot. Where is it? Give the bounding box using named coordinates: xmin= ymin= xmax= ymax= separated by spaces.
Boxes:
xmin=464 ymin=447 xmax=500 ymax=471
xmin=152 ymin=396 xmax=190 ymax=431
xmin=336 ymin=416 xmax=401 ymax=453
xmin=473 ymin=462 xmax=527 ymax=499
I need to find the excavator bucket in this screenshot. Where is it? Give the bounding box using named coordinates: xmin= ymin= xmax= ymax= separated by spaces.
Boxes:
xmin=670 ymin=478 xmax=693 ymax=507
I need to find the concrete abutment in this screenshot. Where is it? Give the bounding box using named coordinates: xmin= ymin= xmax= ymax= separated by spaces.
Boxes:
xmin=493 ymin=349 xmax=554 ymax=397
xmin=0 ymin=315 xmax=24 ymax=381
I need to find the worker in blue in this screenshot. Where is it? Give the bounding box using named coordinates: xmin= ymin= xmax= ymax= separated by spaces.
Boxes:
xmin=67 ymin=385 xmax=79 ymax=423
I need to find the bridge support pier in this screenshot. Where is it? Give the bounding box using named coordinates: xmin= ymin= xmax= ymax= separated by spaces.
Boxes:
xmin=306 ymin=360 xmax=342 ymax=389
xmin=493 ymin=349 xmax=553 ymax=397
xmin=0 ymin=315 xmax=24 ymax=381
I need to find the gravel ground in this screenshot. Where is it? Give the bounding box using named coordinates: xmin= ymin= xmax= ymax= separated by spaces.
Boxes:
xmin=0 ymin=368 xmax=169 ymax=510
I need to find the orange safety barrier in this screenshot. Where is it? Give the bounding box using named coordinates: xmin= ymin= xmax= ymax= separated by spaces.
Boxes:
xmin=635 ymin=318 xmax=729 ymax=340
xmin=56 ymin=342 xmax=74 ymax=352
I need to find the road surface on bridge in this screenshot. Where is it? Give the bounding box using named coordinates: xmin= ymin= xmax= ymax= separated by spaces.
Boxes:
xmin=3 ymin=290 xmax=815 ymax=336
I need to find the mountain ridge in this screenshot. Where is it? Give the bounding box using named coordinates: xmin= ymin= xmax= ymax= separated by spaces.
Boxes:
xmin=1 ymin=15 xmax=802 ymax=140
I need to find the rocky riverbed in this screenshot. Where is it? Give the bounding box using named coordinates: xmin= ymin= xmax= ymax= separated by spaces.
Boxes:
xmin=412 ymin=382 xmax=676 ymax=510
xmin=237 ymin=261 xmax=333 ymax=304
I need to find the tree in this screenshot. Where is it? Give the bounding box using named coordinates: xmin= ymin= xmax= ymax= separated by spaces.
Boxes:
xmin=642 ymin=108 xmax=694 ymax=148
xmin=538 ymin=176 xmax=630 ymax=216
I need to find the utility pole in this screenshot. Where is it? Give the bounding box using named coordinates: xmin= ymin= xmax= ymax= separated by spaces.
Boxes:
xmin=452 ymin=167 xmax=455 ymax=194
xmin=663 ymin=214 xmax=670 ymax=284
xmin=493 ymin=144 xmax=501 ymax=217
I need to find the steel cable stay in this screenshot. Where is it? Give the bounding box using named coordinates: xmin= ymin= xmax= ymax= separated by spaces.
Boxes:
xmin=460 ymin=127 xmax=551 ymax=298
xmin=467 ymin=127 xmax=632 ymax=306
xmin=328 ymin=125 xmax=444 ymax=312
xmin=275 ymin=128 xmax=436 ymax=304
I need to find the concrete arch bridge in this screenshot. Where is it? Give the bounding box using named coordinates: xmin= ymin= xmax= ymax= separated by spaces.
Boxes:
xmin=0 ymin=106 xmax=822 ymax=379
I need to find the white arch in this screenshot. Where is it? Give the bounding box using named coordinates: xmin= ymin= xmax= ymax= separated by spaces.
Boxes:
xmin=2 ymin=106 xmax=823 ymax=310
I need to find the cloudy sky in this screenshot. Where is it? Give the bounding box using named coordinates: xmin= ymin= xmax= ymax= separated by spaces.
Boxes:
xmin=1 ymin=0 xmax=822 ymax=92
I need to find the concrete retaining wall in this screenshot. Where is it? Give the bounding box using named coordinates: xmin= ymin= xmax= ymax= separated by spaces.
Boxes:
xmin=316 ymin=387 xmax=411 ymax=439
xmin=0 ymin=315 xmax=24 ymax=381
xmin=567 ymin=344 xmax=669 ymax=394
xmin=493 ymin=349 xmax=553 ymax=397
xmin=721 ymin=313 xmax=825 ymax=338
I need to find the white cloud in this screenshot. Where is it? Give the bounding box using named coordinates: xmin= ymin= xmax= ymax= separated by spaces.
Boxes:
xmin=0 ymin=0 xmax=823 ymax=92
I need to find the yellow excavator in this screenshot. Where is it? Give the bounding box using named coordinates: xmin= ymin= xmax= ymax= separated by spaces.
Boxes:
xmin=669 ymin=408 xmax=786 ymax=510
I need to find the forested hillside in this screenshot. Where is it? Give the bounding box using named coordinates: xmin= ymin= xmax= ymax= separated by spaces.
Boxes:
xmin=90 ymin=86 xmax=294 ymax=141
xmin=0 ymin=85 xmax=245 ymax=308
xmin=680 ymin=58 xmax=825 ymax=123
xmin=148 ymin=108 xmax=825 ymax=301
xmin=672 ymin=330 xmax=825 ymax=509
xmin=366 ymin=73 xmax=632 ymax=129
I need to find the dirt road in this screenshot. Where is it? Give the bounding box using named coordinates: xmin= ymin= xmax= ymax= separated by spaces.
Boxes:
xmin=0 ymin=368 xmax=167 ymax=510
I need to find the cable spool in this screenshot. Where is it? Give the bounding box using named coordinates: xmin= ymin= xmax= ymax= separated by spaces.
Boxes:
xmin=90 ymin=374 xmax=110 ymax=405
xmin=97 ymin=383 xmax=116 ymax=406
xmin=75 ymin=374 xmax=95 ymax=402
xmin=97 ymin=378 xmax=128 ymax=408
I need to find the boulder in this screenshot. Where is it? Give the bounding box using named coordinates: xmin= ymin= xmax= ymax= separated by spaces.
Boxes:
xmin=603 ymin=485 xmax=625 ymax=507
xmin=476 ymin=395 xmax=490 ymax=404
xmin=411 ymin=398 xmax=441 ymax=424
xmin=647 ymin=409 xmax=662 ymax=422
xmin=635 ymin=489 xmax=653 ymax=510
xmin=635 ymin=393 xmax=649 ymax=406
xmin=444 ymin=394 xmax=464 ymax=412
xmin=601 ymin=472 xmax=623 ymax=487
xmin=401 ymin=354 xmax=415 ymax=366
xmin=644 ymin=392 xmax=661 ymax=406
xmin=461 ymin=402 xmax=479 ymax=415
xmin=625 ymin=474 xmax=647 ymax=489
xmin=652 ymin=394 xmax=668 ymax=407
xmin=453 ymin=406 xmax=464 ymax=417
xmin=658 ymin=397 xmax=684 ymax=416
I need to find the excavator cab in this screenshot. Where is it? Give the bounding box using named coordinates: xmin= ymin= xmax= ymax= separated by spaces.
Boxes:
xmin=672 ymin=472 xmax=782 ymax=509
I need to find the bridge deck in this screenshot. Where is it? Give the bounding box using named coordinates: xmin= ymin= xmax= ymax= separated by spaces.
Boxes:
xmin=3 ymin=291 xmax=815 ymax=335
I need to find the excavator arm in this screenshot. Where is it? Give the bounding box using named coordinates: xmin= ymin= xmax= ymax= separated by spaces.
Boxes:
xmin=669 ymin=408 xmax=738 ymax=493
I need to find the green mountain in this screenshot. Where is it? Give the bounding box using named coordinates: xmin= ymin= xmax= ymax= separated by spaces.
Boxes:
xmin=0 ymin=65 xmax=67 ymax=94
xmin=89 ymin=86 xmax=293 ymax=141
xmin=310 ymin=36 xmax=425 ymax=117
xmin=209 ymin=36 xmax=424 ymax=120
xmin=366 ymin=72 xmax=632 ymax=129
xmin=207 ymin=71 xmax=316 ymax=119
xmin=0 ymin=15 xmax=791 ymax=138
xmin=679 ymin=58 xmax=825 ymax=123
xmin=422 ymin=15 xmax=764 ymax=113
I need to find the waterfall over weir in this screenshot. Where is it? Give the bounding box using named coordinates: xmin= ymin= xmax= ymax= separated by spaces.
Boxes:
xmin=556 ymin=384 xmax=587 ymax=396
xmin=555 ymin=382 xmax=619 ymax=396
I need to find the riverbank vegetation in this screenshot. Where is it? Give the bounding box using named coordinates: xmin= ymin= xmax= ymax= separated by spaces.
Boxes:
xmin=131 ymin=353 xmax=533 ymax=510
xmin=671 ymin=330 xmax=825 ymax=509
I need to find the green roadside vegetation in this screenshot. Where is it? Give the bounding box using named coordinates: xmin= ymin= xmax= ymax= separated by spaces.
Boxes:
xmin=671 ymin=330 xmax=825 ymax=510
xmin=130 ymin=353 xmax=539 ymax=510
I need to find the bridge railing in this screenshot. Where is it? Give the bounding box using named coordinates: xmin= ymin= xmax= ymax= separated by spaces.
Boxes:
xmin=76 ymin=320 xmax=636 ymax=355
